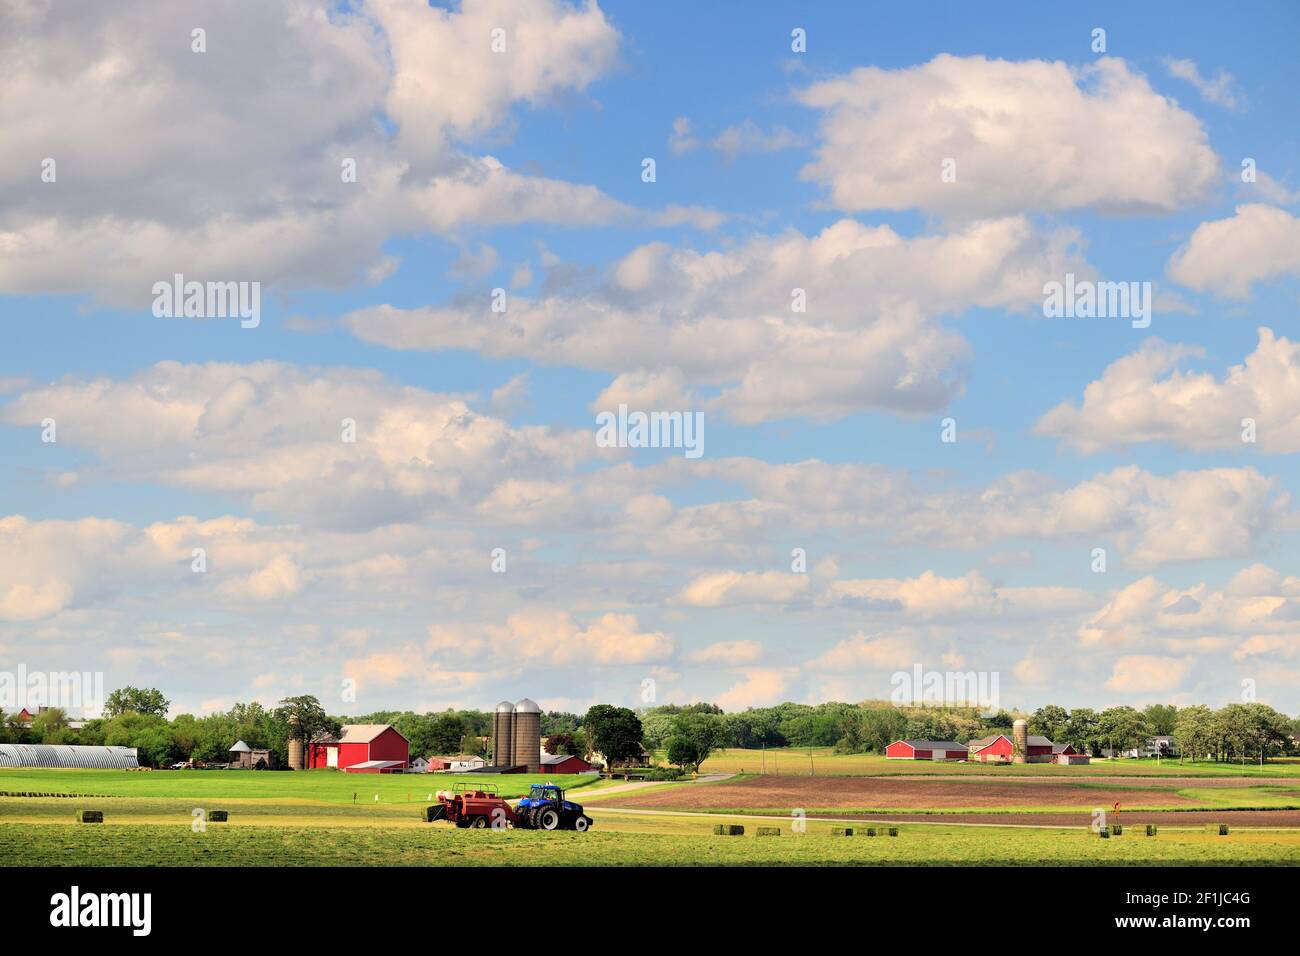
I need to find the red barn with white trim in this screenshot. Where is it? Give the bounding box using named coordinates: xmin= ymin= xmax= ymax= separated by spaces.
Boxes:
xmin=968 ymin=733 xmax=1057 ymax=763
xmin=308 ymin=724 xmax=409 ymax=773
xmin=885 ymin=740 xmax=968 ymax=760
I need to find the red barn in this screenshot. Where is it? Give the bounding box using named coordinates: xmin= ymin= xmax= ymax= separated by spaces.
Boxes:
xmin=968 ymin=733 xmax=1057 ymax=763
xmin=308 ymin=724 xmax=409 ymax=773
xmin=885 ymin=740 xmax=968 ymax=760
xmin=540 ymin=752 xmax=593 ymax=774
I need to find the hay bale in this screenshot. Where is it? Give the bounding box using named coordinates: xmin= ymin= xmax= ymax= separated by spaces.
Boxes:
xmin=1219 ymin=824 xmax=1230 ymax=836
xmin=756 ymin=826 xmax=781 ymax=837
xmin=865 ymin=827 xmax=878 ymax=837
xmin=1146 ymin=824 xmax=1158 ymax=836
xmin=208 ymin=810 xmax=228 ymax=823
xmin=888 ymin=827 xmax=899 ymax=837
xmin=76 ymin=810 xmax=103 ymax=823
xmin=831 ymin=827 xmax=854 ymax=836
xmin=1110 ymin=824 xmax=1123 ymax=835
xmin=713 ymin=824 xmax=744 ymax=836
xmin=1098 ymin=829 xmax=1110 ymax=839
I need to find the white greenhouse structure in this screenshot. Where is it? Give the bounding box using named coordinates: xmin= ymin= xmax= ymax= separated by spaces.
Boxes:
xmin=0 ymin=743 xmax=139 ymax=769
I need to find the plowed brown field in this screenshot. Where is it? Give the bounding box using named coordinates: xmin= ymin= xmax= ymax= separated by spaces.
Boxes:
xmin=606 ymin=775 xmax=1201 ymax=810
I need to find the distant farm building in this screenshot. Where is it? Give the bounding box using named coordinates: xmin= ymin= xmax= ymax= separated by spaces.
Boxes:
xmin=427 ymin=754 xmax=488 ymax=772
xmin=14 ymin=706 xmax=87 ymax=730
xmin=588 ymin=744 xmax=653 ymax=769
xmin=540 ymin=752 xmax=594 ymax=774
xmin=968 ymin=733 xmax=1056 ymax=763
xmin=409 ymin=756 xmax=429 ymax=773
xmin=228 ymin=740 xmax=277 ymax=769
xmin=885 ymin=740 xmax=968 ymax=761
xmin=0 ymin=743 xmax=139 ymax=769
xmin=1052 ymin=742 xmax=1090 ymax=764
xmin=308 ymin=724 xmax=409 ymax=773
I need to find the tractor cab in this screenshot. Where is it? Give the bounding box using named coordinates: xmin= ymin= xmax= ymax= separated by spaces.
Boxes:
xmin=517 ymin=783 xmax=567 ymax=810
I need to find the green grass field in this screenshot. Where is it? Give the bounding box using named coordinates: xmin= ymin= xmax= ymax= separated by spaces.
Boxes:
xmin=0 ymin=767 xmax=606 ymax=802
xmin=690 ymin=748 xmax=1300 ymax=778
xmin=5 ymin=767 xmax=1299 ymax=866
xmin=5 ymin=814 xmax=1299 ymax=866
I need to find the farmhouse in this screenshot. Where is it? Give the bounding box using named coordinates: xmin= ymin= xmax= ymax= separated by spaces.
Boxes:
xmin=308 ymin=724 xmax=409 ymax=773
xmin=540 ymin=752 xmax=594 ymax=774
xmin=409 ymin=756 xmax=429 ymax=773
xmin=884 ymin=740 xmax=968 ymax=760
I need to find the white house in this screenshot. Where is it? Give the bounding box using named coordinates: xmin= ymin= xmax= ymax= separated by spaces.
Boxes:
xmin=408 ymin=756 xmax=429 ymax=773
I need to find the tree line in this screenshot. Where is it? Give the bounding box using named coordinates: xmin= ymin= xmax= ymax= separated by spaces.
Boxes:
xmin=5 ymin=687 xmax=1296 ymax=771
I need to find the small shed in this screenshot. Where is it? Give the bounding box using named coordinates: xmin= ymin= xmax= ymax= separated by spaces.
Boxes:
xmin=229 ymin=740 xmax=277 ymax=769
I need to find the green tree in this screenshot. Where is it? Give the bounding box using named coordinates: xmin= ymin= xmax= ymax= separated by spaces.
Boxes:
xmin=639 ymin=711 xmax=676 ymax=750
xmin=1063 ymin=707 xmax=1101 ymax=755
xmin=860 ymin=707 xmax=908 ymax=754
xmin=1173 ymin=705 xmax=1215 ymax=762
xmin=582 ymin=705 xmax=644 ymax=768
xmin=1098 ymin=706 xmax=1148 ymax=756
xmin=1028 ymin=705 xmax=1069 ymax=742
xmin=1142 ymin=703 xmax=1179 ymax=736
xmin=31 ymin=706 xmax=70 ymax=743
xmin=274 ymin=696 xmax=337 ymax=767
xmin=103 ymin=686 xmax=171 ymax=719
xmin=665 ymin=712 xmax=725 ymax=772
xmin=428 ymin=711 xmax=469 ymax=755
xmin=102 ymin=712 xmax=176 ymax=767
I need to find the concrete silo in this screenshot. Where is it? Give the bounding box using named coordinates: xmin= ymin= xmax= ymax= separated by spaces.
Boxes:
xmin=492 ymin=701 xmax=515 ymax=767
xmin=287 ymin=736 xmax=304 ymax=771
xmin=513 ymin=698 xmax=542 ymax=773
xmin=1012 ymin=718 xmax=1028 ymax=764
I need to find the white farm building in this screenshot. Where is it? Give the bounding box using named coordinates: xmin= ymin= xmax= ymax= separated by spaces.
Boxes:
xmin=0 ymin=743 xmax=140 ymax=769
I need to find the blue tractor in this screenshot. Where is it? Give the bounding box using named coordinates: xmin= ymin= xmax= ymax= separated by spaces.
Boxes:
xmin=514 ymin=783 xmax=593 ymax=831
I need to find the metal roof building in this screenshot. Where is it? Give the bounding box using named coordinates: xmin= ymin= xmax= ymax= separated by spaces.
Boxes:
xmin=0 ymin=743 xmax=139 ymax=769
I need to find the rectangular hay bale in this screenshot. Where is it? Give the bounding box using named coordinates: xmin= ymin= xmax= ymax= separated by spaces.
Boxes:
xmin=1146 ymin=824 xmax=1158 ymax=836
xmin=756 ymin=826 xmax=781 ymax=837
xmin=831 ymin=827 xmax=854 ymax=836
xmin=208 ymin=810 xmax=228 ymax=823
xmin=76 ymin=810 xmax=103 ymax=823
xmin=713 ymin=824 xmax=744 ymax=836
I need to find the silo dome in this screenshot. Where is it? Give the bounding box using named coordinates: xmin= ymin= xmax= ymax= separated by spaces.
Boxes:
xmin=496 ymin=700 xmax=516 ymax=713
xmin=514 ymin=697 xmax=541 ymax=713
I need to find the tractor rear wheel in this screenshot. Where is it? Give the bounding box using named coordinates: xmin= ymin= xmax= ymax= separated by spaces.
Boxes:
xmin=538 ymin=807 xmax=560 ymax=831
xmin=573 ymin=814 xmax=591 ymax=832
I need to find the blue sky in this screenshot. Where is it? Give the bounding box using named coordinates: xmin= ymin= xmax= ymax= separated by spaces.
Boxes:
xmin=2 ymin=0 xmax=1299 ymax=718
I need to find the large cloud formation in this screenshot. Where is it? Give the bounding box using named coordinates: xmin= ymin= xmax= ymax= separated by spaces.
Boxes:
xmin=346 ymin=215 xmax=1085 ymax=423
xmin=1038 ymin=328 xmax=1300 ymax=453
xmin=799 ymin=55 xmax=1220 ymax=217
xmin=0 ymin=0 xmax=653 ymax=305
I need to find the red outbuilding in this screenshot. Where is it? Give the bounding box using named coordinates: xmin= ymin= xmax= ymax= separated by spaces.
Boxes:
xmin=968 ymin=733 xmax=1057 ymax=763
xmin=308 ymin=724 xmax=409 ymax=773
xmin=884 ymin=740 xmax=968 ymax=760
xmin=539 ymin=752 xmax=593 ymax=774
